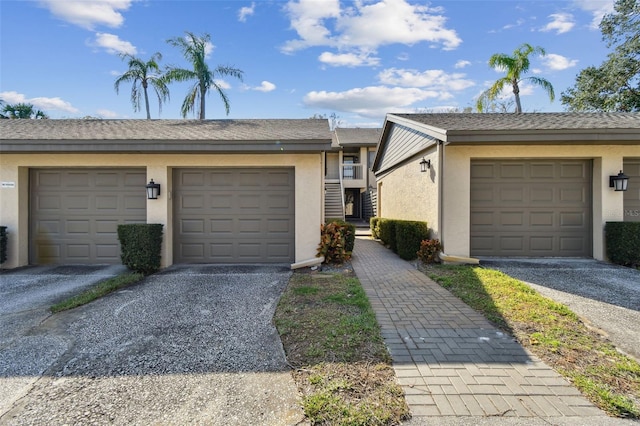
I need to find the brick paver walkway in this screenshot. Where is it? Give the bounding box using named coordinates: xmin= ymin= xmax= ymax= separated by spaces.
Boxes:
xmin=351 ymin=237 xmax=613 ymax=422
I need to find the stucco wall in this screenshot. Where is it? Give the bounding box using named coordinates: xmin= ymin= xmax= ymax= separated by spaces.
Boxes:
xmin=377 ymin=148 xmax=440 ymax=238
xmin=442 ymin=144 xmax=640 ymax=260
xmin=0 ymin=153 xmax=323 ymax=268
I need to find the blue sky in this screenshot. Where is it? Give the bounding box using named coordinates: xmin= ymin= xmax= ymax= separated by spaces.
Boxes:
xmin=0 ymin=0 xmax=616 ymax=127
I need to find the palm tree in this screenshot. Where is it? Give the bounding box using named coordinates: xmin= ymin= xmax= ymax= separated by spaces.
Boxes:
xmin=114 ymin=52 xmax=169 ymax=119
xmin=2 ymin=103 xmax=48 ymax=119
xmin=165 ymin=32 xmax=244 ymax=119
xmin=476 ymin=43 xmax=555 ymax=113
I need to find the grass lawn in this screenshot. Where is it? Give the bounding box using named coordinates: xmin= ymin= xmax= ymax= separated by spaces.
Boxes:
xmin=50 ymin=272 xmax=144 ymax=313
xmin=422 ymin=264 xmax=640 ymax=418
xmin=275 ymin=269 xmax=410 ymax=425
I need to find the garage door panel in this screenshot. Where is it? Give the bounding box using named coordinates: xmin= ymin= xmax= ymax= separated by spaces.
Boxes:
xmin=530 ymin=236 xmax=553 ymax=251
xmin=30 ymin=169 xmax=146 ymax=264
xmin=531 ymin=187 xmax=553 ymax=202
xmin=96 ymin=195 xmax=118 ymax=210
xmin=530 ymin=163 xmax=554 ymax=178
xmin=500 ymin=163 xmax=525 ymax=178
xmin=471 ymin=160 xmax=591 ymax=257
xmin=560 ymin=212 xmax=586 ymax=227
xmin=500 ymin=187 xmax=525 ymax=202
xmin=560 ymin=162 xmax=588 ymax=178
xmin=174 ymin=168 xmax=295 ymax=263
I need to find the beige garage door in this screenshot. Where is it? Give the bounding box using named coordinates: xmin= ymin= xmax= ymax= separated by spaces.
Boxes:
xmin=471 ymin=160 xmax=592 ymax=257
xmin=173 ymin=168 xmax=295 ymax=263
xmin=623 ymin=160 xmax=640 ymax=222
xmin=30 ymin=169 xmax=147 ymax=264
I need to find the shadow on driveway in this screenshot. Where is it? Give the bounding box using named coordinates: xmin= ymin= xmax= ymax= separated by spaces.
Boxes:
xmin=481 ymin=258 xmax=640 ymax=361
xmin=0 ymin=264 xmax=303 ymax=426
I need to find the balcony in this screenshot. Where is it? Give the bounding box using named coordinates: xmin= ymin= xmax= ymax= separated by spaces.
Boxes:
xmin=341 ymin=163 xmax=366 ymax=188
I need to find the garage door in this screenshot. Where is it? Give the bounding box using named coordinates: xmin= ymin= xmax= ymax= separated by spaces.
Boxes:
xmin=30 ymin=169 xmax=147 ymax=264
xmin=471 ymin=160 xmax=592 ymax=257
xmin=173 ymin=168 xmax=295 ymax=263
xmin=624 ymin=160 xmax=640 ymax=222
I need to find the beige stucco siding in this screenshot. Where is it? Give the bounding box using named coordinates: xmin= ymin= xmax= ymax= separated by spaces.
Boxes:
xmin=443 ymin=144 xmax=640 ymax=260
xmin=377 ymin=148 xmax=439 ymax=238
xmin=0 ymin=153 xmax=322 ymax=268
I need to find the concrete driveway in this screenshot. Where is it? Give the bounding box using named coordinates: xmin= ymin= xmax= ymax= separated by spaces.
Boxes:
xmin=0 ymin=264 xmax=303 ymax=426
xmin=481 ymin=259 xmax=640 ymax=362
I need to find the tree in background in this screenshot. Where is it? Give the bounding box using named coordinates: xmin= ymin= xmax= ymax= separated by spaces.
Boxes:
xmin=476 ymin=43 xmax=555 ymax=113
xmin=561 ymin=0 xmax=639 ymax=111
xmin=165 ymin=32 xmax=244 ymax=119
xmin=310 ymin=112 xmax=343 ymax=130
xmin=1 ymin=103 xmax=48 ymax=119
xmin=114 ymin=52 xmax=169 ymax=119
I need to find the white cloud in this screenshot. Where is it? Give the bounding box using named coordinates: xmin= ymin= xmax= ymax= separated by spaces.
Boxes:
xmin=96 ymin=109 xmax=119 ymax=118
xmin=378 ymin=68 xmax=475 ymax=92
xmin=93 ymin=32 xmax=137 ymax=55
xmin=39 ymin=0 xmax=133 ymax=30
xmin=252 ymin=81 xmax=276 ymax=92
xmin=282 ymin=0 xmax=341 ymax=53
xmin=573 ymin=0 xmax=615 ymax=29
xmin=397 ymin=52 xmax=410 ymax=61
xmin=282 ymin=0 xmax=461 ymax=67
xmin=334 ymin=0 xmax=461 ymax=50
xmin=319 ymin=51 xmax=380 ymax=67
xmin=454 ymin=60 xmax=471 ymax=69
xmin=542 ymin=53 xmax=578 ymax=70
xmin=0 ymin=91 xmax=79 ymax=113
xmin=303 ymin=86 xmax=441 ymax=118
xmin=214 ymin=79 xmax=231 ymax=90
xmin=541 ymin=13 xmax=575 ymax=34
xmin=502 ymin=18 xmax=525 ymax=31
xmin=238 ymin=2 xmax=256 ymax=22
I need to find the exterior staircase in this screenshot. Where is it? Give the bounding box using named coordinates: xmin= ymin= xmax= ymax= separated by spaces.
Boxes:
xmin=324 ymin=182 xmax=344 ymax=220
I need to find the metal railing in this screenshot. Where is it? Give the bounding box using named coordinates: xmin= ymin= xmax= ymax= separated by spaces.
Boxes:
xmin=341 ymin=163 xmax=363 ymax=180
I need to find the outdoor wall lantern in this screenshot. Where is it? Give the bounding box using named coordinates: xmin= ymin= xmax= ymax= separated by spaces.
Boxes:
xmin=146 ymin=179 xmax=161 ymax=199
xmin=609 ymin=170 xmax=629 ymax=192
xmin=420 ymin=158 xmax=431 ymax=172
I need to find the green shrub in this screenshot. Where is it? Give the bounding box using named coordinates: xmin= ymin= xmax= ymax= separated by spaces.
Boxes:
xmin=378 ymin=219 xmax=398 ymax=252
xmin=326 ymin=219 xmax=356 ymax=253
xmin=395 ymin=221 xmax=430 ymax=260
xmin=370 ymin=217 xmax=380 ymax=239
xmin=0 ymin=226 xmax=7 ymax=264
xmin=417 ymin=239 xmax=442 ymax=264
xmin=317 ymin=222 xmax=352 ymax=264
xmin=117 ymin=224 xmax=163 ymax=275
xmin=605 ymin=222 xmax=640 ymax=267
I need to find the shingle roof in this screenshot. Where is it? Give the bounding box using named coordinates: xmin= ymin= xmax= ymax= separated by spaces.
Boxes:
xmin=0 ymin=118 xmax=330 ymax=140
xmin=391 ymin=112 xmax=640 ymax=131
xmin=334 ymin=127 xmax=381 ymax=146
xmin=386 ymin=112 xmax=640 ymax=144
xmin=0 ymin=119 xmax=333 ymax=153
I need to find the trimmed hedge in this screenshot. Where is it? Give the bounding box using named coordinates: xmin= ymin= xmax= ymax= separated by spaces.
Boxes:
xmin=375 ymin=218 xmax=430 ymax=260
xmin=395 ymin=221 xmax=430 ymax=260
xmin=0 ymin=226 xmax=7 ymax=264
xmin=117 ymin=224 xmax=163 ymax=275
xmin=605 ymin=222 xmax=640 ymax=267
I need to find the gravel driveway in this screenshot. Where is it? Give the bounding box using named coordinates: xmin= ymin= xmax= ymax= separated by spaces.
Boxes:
xmin=481 ymin=259 xmax=640 ymax=362
xmin=0 ymin=265 xmax=303 ymax=426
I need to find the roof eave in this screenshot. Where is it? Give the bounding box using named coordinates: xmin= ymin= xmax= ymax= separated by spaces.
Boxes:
xmin=0 ymin=139 xmax=333 ymax=154
xmin=445 ymin=129 xmax=640 ymax=145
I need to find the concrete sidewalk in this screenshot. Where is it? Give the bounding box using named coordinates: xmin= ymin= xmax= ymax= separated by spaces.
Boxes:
xmin=351 ymin=237 xmax=632 ymax=424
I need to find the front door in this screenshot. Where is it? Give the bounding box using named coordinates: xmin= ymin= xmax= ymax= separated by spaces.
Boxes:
xmin=345 ymin=189 xmax=360 ymax=219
